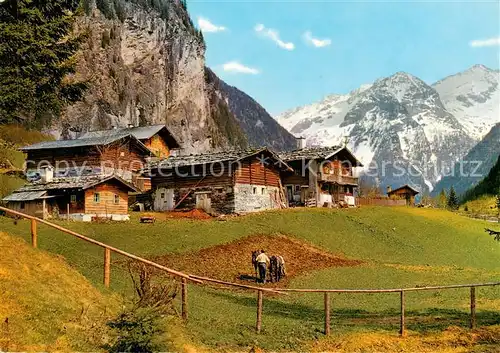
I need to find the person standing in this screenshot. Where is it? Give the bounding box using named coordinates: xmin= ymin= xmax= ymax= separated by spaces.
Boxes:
xmin=255 ymin=250 xmax=270 ymax=284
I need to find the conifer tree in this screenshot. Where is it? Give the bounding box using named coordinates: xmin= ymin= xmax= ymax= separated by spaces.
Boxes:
xmin=437 ymin=189 xmax=447 ymax=208
xmin=447 ymin=186 xmax=459 ymax=210
xmin=0 ymin=0 xmax=87 ymax=127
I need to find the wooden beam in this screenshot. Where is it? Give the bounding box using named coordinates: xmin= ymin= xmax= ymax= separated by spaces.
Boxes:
xmin=103 ymin=247 xmax=111 ymax=288
xmin=400 ymin=290 xmax=405 ymax=336
xmin=181 ymin=277 xmax=188 ymax=321
xmin=256 ymin=290 xmax=263 ymax=333
xmin=324 ymin=292 xmax=331 ymax=335
xmin=30 ymin=219 xmax=37 ymax=248
xmin=470 ymin=286 xmax=476 ymax=329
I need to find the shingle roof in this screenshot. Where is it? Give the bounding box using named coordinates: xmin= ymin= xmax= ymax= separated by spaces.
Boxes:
xmin=388 ymin=184 xmax=420 ymax=195
xmin=79 ymin=124 xmax=180 ymax=148
xmin=279 ymin=146 xmax=343 ymax=161
xmin=146 ymin=148 xmax=292 ymax=171
xmin=278 ymin=145 xmax=363 ymax=166
xmin=20 ymin=134 xmax=151 ymax=154
xmin=2 ymin=190 xmax=47 ymax=202
xmin=11 ymin=174 xmax=139 ymax=193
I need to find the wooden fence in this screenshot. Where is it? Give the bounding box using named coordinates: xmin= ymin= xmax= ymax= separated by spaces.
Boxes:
xmin=358 ymin=197 xmax=407 ymax=207
xmin=1 ymin=206 xmax=499 ymax=337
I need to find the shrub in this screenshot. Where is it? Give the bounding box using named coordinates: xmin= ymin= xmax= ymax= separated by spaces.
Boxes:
xmin=106 ymin=307 xmax=169 ymax=353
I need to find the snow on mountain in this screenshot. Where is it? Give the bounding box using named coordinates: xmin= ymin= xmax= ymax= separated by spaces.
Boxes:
xmin=433 ymin=65 xmax=500 ymax=140
xmin=276 ymin=69 xmax=490 ymax=193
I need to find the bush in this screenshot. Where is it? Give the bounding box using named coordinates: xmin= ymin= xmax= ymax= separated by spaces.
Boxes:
xmin=106 ymin=307 xmax=170 ymax=353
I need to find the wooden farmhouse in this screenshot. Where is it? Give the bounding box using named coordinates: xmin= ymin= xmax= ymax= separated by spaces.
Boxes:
xmin=79 ymin=124 xmax=179 ymax=159
xmin=144 ymin=148 xmax=293 ymax=214
xmin=279 ymin=145 xmax=363 ymax=207
xmin=2 ymin=173 xmax=138 ymax=221
xmin=387 ymin=185 xmax=419 ymax=205
xmin=20 ymin=125 xmax=179 ymax=191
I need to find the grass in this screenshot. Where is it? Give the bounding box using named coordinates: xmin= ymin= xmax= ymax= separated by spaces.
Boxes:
xmin=462 ymin=195 xmax=499 ymax=218
xmin=1 ymin=207 xmax=499 ymax=351
xmin=0 ymin=232 xmax=119 ymax=351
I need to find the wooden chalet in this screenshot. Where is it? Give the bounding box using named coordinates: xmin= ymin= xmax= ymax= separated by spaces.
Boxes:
xmin=279 ymin=145 xmax=363 ymax=207
xmin=144 ymin=148 xmax=293 ymax=214
xmin=387 ymin=185 xmax=419 ymax=206
xmin=3 ymin=174 xmax=138 ymax=221
xmin=21 ymin=134 xmax=152 ymax=182
xmin=79 ymin=124 xmax=179 ymax=159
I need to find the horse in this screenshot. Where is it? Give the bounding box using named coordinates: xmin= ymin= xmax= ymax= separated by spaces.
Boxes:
xmin=251 ymin=250 xmax=260 ymax=280
xmin=269 ymin=255 xmax=286 ymax=283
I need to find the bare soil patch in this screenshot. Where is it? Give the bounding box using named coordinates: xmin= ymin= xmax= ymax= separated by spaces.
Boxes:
xmin=143 ymin=209 xmax=213 ymax=220
xmin=152 ymin=234 xmax=362 ymax=286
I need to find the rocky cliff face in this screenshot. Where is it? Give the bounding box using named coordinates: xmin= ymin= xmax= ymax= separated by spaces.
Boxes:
xmin=210 ymin=70 xmax=296 ymax=151
xmin=58 ymin=0 xmax=247 ymax=153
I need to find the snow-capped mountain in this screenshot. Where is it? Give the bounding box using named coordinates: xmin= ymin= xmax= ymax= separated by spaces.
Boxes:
xmin=433 ymin=65 xmax=499 ymax=140
xmin=276 ymin=67 xmax=500 ymax=192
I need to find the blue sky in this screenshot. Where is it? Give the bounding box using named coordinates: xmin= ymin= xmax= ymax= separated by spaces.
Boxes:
xmin=188 ymin=1 xmax=500 ymax=115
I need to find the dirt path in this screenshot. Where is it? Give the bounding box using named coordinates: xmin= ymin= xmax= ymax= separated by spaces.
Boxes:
xmin=152 ymin=234 xmax=362 ymax=286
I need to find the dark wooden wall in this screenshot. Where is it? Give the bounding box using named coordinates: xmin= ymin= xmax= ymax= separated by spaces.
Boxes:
xmin=151 ymin=162 xmax=235 ymax=213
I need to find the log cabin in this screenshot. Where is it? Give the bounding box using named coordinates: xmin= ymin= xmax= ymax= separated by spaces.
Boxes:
xmin=3 ymin=173 xmax=138 ymax=221
xmin=79 ymin=124 xmax=180 ymax=159
xmin=279 ymin=142 xmax=363 ymax=207
xmin=144 ymin=148 xmax=293 ymax=214
xmin=20 ymin=134 xmax=152 ymax=184
xmin=387 ymin=185 xmax=419 ymax=206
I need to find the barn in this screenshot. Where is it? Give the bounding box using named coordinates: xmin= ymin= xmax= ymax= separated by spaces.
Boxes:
xmin=387 ymin=185 xmax=420 ymax=206
xmin=145 ymin=148 xmax=293 ymax=214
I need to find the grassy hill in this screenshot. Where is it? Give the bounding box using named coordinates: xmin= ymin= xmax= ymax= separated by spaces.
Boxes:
xmin=1 ymin=207 xmax=499 ymax=351
xmin=0 ymin=231 xmax=118 ymax=351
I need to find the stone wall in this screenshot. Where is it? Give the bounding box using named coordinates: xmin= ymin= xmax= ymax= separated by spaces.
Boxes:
xmin=234 ymin=183 xmax=281 ymax=213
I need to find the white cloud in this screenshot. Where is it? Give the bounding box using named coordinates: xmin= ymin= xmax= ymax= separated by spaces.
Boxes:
xmin=254 ymin=23 xmax=295 ymax=51
xmin=303 ymin=31 xmax=331 ymax=48
xmin=469 ymin=37 xmax=500 ymax=48
xmin=222 ymin=61 xmax=260 ymax=75
xmin=197 ymin=17 xmax=226 ymax=33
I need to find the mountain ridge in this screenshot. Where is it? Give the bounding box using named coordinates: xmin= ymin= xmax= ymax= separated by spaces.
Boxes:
xmin=276 ymin=65 xmax=499 ymax=192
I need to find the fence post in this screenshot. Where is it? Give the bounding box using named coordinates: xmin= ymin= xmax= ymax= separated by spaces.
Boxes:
xmin=256 ymin=290 xmax=263 ymax=333
xmin=66 ymin=204 xmax=70 ymax=221
xmin=181 ymin=277 xmax=188 ymax=321
xmin=324 ymin=292 xmax=331 ymax=335
xmin=470 ymin=286 xmax=476 ymax=329
xmin=400 ymin=290 xmax=405 ymax=336
xmin=30 ymin=219 xmax=37 ymax=248
xmin=103 ymin=247 xmax=111 ymax=288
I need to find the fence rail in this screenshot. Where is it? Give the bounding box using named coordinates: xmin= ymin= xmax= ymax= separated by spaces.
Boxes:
xmin=1 ymin=206 xmax=499 ymax=337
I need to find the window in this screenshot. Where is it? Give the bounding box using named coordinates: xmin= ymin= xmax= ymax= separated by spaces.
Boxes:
xmin=94 ymin=193 xmax=100 ymax=203
xmin=70 ymin=194 xmax=76 ymax=203
xmin=253 ymin=187 xmax=257 ymax=194
xmin=114 ymin=194 xmax=120 ymax=204
xmin=160 ymin=193 xmax=165 ymax=199
xmin=261 ymin=188 xmax=266 ymax=195
xmin=294 ymin=185 xmax=301 ymax=193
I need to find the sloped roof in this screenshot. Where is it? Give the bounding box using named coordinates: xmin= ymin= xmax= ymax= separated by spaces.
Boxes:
xmin=79 ymin=125 xmax=180 ymax=148
xmin=146 ymin=148 xmax=292 ymax=171
xmin=20 ymin=134 xmax=152 ymax=154
xmin=388 ymin=184 xmax=420 ymax=195
xmin=12 ymin=174 xmax=139 ymax=193
xmin=279 ymin=146 xmax=364 ymax=167
xmin=3 ymin=190 xmax=47 ymax=202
